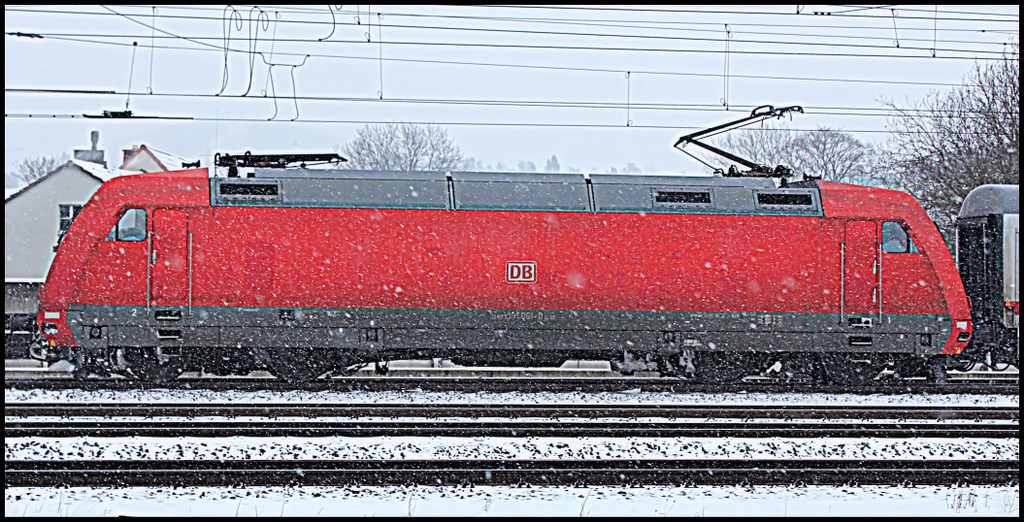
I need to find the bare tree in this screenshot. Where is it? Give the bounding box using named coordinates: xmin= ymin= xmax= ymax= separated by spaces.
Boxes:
xmin=880 ymin=40 xmax=1019 ymax=242
xmin=793 ymin=127 xmax=875 ymax=184
xmin=703 ymin=121 xmax=799 ymax=173
xmin=10 ymin=154 xmax=69 ymax=185
xmin=340 ymin=123 xmax=468 ymax=171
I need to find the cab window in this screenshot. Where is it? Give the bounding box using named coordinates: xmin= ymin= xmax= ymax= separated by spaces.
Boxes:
xmin=105 ymin=208 xmax=147 ymax=242
xmin=881 ymin=221 xmax=918 ymax=254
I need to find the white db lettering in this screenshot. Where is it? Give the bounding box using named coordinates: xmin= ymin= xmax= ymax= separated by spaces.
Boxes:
xmin=507 ymin=261 xmax=537 ymax=283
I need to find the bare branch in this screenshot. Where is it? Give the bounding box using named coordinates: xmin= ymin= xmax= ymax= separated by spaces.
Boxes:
xmin=340 ymin=123 xmax=468 ymax=172
xmin=881 ymin=40 xmax=1019 ymax=243
xmin=10 ymin=154 xmax=69 ymax=185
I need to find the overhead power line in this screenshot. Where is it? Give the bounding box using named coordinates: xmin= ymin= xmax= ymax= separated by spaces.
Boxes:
xmin=4 ymin=112 xmax=1007 ymax=137
xmin=463 ymin=4 xmax=1020 ymax=24
xmin=18 ymin=33 xmax=982 ymax=89
xmin=3 ymin=6 xmax=1016 ymax=51
xmin=7 ymin=87 xmax=1016 ymax=120
xmin=8 ymin=5 xmax=1017 ymax=33
xmin=16 ymin=29 xmax=1012 ymax=60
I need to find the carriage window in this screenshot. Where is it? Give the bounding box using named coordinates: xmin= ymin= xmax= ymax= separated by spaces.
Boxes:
xmin=105 ymin=208 xmax=147 ymax=242
xmin=881 ymin=222 xmax=917 ymax=254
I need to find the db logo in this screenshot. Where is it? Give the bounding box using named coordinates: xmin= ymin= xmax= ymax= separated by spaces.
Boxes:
xmin=506 ymin=261 xmax=537 ymax=283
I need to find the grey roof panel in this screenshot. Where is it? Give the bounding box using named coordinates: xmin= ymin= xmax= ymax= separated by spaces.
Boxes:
xmin=452 ymin=172 xmax=589 ymax=211
xmin=213 ymin=175 xmax=449 ymax=209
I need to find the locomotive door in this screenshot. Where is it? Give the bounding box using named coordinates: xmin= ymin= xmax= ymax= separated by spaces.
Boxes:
xmin=843 ymin=220 xmax=880 ymax=318
xmin=150 ymin=208 xmax=190 ymax=306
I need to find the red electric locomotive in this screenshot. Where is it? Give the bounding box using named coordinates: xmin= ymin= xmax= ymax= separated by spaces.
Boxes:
xmin=35 ymin=108 xmax=973 ymax=383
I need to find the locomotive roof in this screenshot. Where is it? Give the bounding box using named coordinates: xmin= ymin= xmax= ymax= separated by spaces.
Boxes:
xmin=210 ymin=168 xmax=822 ymax=216
xmin=958 ymin=184 xmax=1019 ymax=218
xmin=251 ymin=168 xmax=778 ymax=188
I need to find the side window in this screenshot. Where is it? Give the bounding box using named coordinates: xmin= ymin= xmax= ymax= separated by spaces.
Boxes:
xmin=881 ymin=221 xmax=918 ymax=254
xmin=56 ymin=204 xmax=84 ymax=245
xmin=105 ymin=208 xmax=147 ymax=242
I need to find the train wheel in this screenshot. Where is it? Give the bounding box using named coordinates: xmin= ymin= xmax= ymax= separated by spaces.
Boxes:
xmin=124 ymin=348 xmax=182 ymax=383
xmin=891 ymin=355 xmax=929 ymax=379
xmin=656 ymin=353 xmax=684 ymax=378
xmin=611 ymin=351 xmax=657 ymax=376
xmin=691 ymin=352 xmax=748 ymax=384
xmin=780 ymin=355 xmax=827 ymax=384
xmin=70 ymin=350 xmax=91 ymax=380
xmin=821 ymin=353 xmax=885 ymax=385
xmin=926 ymin=356 xmax=949 ymax=383
xmin=71 ymin=362 xmax=92 ymax=380
xmin=268 ymin=347 xmax=331 ymax=383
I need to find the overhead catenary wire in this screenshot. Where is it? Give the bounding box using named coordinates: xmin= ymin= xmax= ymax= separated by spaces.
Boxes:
xmin=7 ymin=88 xmax=1017 ymax=120
xmin=6 ymin=5 xmax=1016 ymax=46
xmin=7 ymin=33 xmax=1011 ymax=92
xmin=8 ymin=3 xmax=1014 ymax=99
xmin=459 ymin=4 xmax=1020 ymax=24
xmin=3 ymin=5 xmax=1018 ymax=141
xmin=14 ymin=29 xmax=1012 ymax=60
xmin=4 ymin=5 xmax=1016 ymax=59
xmin=4 ymin=112 xmax=1008 ymax=137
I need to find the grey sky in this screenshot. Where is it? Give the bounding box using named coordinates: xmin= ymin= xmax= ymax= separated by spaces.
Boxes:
xmin=4 ymin=4 xmax=1019 ymax=182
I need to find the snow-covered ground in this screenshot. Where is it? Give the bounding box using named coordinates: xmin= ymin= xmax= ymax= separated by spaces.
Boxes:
xmin=5 ymin=388 xmax=1019 ymax=517
xmin=5 ymin=435 xmax=1018 ymax=463
xmin=6 ymin=484 xmax=1019 ymax=517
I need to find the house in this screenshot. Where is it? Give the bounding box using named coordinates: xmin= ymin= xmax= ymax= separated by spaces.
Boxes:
xmin=4 ymin=132 xmax=187 ymax=355
xmin=120 ymin=144 xmax=196 ymax=172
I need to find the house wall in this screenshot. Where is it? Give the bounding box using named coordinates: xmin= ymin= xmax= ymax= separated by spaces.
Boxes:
xmin=120 ymin=153 xmax=165 ymax=173
xmin=5 ymin=166 xmax=102 ymax=282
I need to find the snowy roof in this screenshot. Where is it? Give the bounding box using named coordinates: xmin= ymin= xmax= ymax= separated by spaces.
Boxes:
xmin=71 ymin=158 xmax=139 ymax=182
xmin=5 ymin=160 xmax=141 ymax=206
xmin=146 ymin=146 xmax=192 ymax=171
xmin=121 ymin=144 xmax=193 ymax=171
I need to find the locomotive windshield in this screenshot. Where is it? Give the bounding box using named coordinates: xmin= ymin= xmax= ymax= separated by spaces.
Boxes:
xmin=105 ymin=208 xmax=147 ymax=242
xmin=882 ymin=221 xmax=918 ymax=254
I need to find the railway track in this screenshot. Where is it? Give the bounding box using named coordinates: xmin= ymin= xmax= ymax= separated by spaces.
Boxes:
xmin=6 ymin=418 xmax=1017 ymax=438
xmin=6 ymin=402 xmax=1018 ymax=420
xmin=8 ymin=403 xmax=1018 ymax=438
xmin=8 ymin=402 xmax=1016 ymax=487
xmin=5 ymin=375 xmax=1020 ymax=395
xmin=6 ymin=458 xmax=1017 ymax=487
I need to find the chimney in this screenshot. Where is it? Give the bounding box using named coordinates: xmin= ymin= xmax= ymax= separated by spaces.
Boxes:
xmin=73 ymin=130 xmax=107 ymax=167
xmin=122 ymin=145 xmax=141 ymax=165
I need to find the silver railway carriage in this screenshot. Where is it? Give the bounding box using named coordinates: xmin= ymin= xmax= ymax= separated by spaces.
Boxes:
xmin=955 ymin=184 xmax=1019 ymax=370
